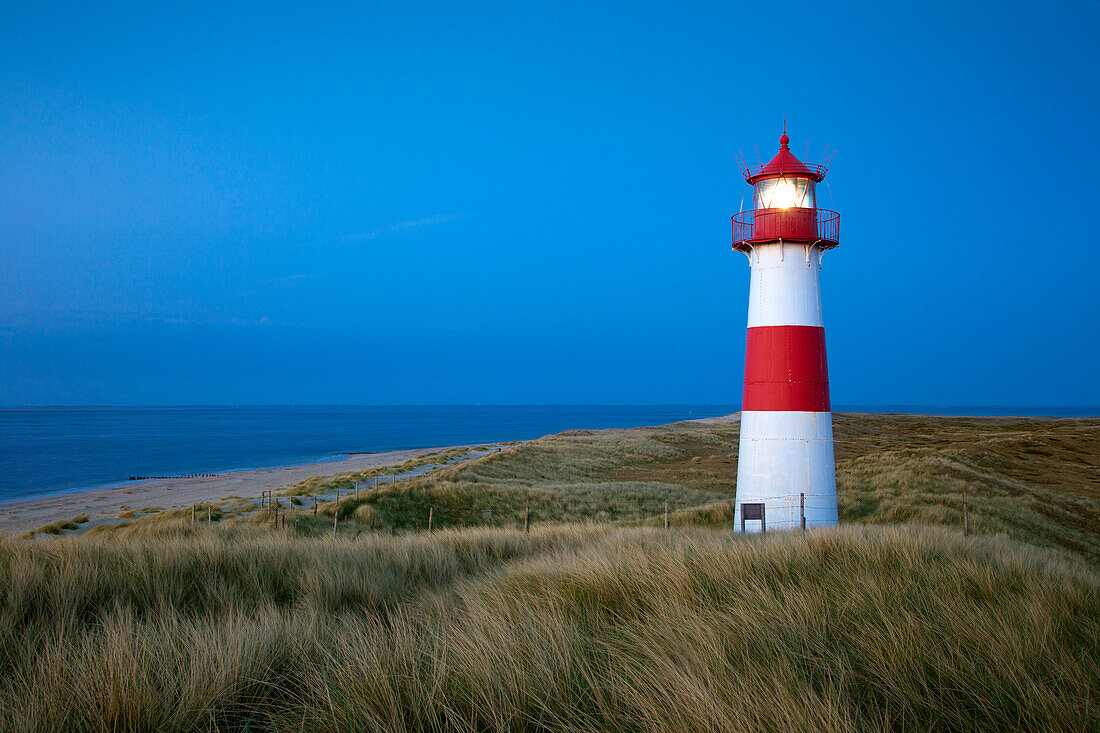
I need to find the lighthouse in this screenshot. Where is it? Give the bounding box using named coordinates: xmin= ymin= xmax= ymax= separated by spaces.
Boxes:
xmin=731 ymin=127 xmax=840 ymax=532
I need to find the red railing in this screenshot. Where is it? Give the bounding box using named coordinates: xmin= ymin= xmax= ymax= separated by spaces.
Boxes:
xmin=742 ymin=160 xmax=829 ymax=181
xmin=732 ymin=208 xmax=840 ymax=250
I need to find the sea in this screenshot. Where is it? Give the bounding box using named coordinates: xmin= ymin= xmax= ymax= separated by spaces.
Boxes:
xmin=0 ymin=404 xmax=1096 ymax=504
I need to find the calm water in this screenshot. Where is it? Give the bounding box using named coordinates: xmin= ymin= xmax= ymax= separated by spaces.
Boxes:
xmin=0 ymin=405 xmax=1095 ymax=503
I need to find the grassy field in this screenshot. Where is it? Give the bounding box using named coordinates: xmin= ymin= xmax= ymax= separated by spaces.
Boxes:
xmin=2 ymin=414 xmax=1099 ymax=731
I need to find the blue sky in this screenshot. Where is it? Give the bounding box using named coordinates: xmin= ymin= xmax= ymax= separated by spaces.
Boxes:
xmin=1 ymin=0 xmax=1098 ymax=406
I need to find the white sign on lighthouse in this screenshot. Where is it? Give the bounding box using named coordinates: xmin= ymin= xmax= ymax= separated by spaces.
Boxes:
xmin=731 ymin=127 xmax=840 ymax=532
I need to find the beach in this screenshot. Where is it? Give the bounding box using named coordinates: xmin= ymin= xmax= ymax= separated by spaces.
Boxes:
xmin=0 ymin=407 xmax=747 ymax=539
xmin=0 ymin=445 xmax=476 ymax=538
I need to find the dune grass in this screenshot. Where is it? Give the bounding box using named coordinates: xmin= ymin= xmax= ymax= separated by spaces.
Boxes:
xmin=77 ymin=415 xmax=1100 ymax=560
xmin=278 ymin=446 xmax=484 ymax=498
xmin=0 ymin=524 xmax=1095 ymax=731
xmin=3 ymin=414 xmax=1099 ymax=730
xmin=15 ymin=514 xmax=89 ymax=539
xmin=279 ymin=414 xmax=1100 ymax=562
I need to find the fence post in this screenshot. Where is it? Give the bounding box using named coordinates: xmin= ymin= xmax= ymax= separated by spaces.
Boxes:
xmin=428 ymin=506 xmax=434 ymax=533
xmin=800 ymin=492 xmax=806 ymax=531
xmin=333 ymin=508 xmax=338 ymax=538
xmin=313 ymin=498 xmax=317 ymax=516
xmin=664 ymin=499 xmax=670 ymax=530
xmin=191 ymin=505 xmax=195 ymax=523
xmin=963 ymin=488 xmax=969 ymax=537
xmin=207 ymin=506 xmax=211 ymax=524
xmin=524 ymin=498 xmax=530 ymax=533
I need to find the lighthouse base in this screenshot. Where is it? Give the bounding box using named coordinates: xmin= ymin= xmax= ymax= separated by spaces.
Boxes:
xmin=734 ymin=411 xmax=838 ymax=532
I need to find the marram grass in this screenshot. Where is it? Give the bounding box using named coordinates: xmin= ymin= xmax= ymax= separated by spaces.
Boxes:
xmin=3 ymin=414 xmax=1099 ymax=731
xmin=0 ymin=524 xmax=1097 ymax=732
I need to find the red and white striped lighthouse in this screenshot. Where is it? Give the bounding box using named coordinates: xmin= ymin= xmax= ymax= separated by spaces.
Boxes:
xmin=731 ymin=127 xmax=840 ymax=532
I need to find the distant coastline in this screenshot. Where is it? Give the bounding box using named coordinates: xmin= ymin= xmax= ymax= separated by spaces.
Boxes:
xmin=1 ymin=405 xmax=1097 ymax=525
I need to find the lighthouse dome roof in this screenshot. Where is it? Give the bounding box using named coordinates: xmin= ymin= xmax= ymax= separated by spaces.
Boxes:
xmin=744 ymin=131 xmax=828 ymax=184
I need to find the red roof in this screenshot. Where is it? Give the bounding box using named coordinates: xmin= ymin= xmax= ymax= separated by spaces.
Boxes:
xmin=744 ymin=131 xmax=828 ymax=184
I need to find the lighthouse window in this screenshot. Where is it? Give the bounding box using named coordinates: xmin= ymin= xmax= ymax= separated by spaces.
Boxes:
xmin=754 ymin=177 xmax=815 ymax=210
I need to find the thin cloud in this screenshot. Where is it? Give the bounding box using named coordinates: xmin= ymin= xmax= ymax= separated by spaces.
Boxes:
xmin=338 ymin=213 xmax=463 ymax=244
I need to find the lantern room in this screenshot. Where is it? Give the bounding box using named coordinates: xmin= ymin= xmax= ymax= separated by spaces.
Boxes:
xmin=732 ymin=129 xmax=839 ymax=253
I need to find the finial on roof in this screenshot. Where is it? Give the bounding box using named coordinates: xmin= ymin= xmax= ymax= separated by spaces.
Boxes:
xmin=779 ymin=129 xmax=789 ymax=149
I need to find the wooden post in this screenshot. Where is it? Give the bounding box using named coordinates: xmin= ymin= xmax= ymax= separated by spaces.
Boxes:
xmin=207 ymin=506 xmax=211 ymax=524
xmin=391 ymin=475 xmax=395 ymax=485
xmin=963 ymin=488 xmax=969 ymax=537
xmin=428 ymin=506 xmax=434 ymax=533
xmin=313 ymin=498 xmax=317 ymax=516
xmin=800 ymin=492 xmax=806 ymax=531
xmin=333 ymin=508 xmax=338 ymax=538
xmin=191 ymin=505 xmax=195 ymax=523
xmin=664 ymin=499 xmax=669 ymax=530
xmin=524 ymin=498 xmax=530 ymax=533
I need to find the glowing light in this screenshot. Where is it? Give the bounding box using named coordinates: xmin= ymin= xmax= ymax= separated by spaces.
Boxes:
xmin=754 ymin=177 xmax=815 ymax=210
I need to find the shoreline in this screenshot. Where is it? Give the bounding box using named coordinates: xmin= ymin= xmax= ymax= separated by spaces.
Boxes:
xmin=0 ymin=412 xmax=742 ymax=538
xmin=0 ymin=445 xmax=473 ymax=538
xmin=0 ymin=447 xmax=413 ymax=508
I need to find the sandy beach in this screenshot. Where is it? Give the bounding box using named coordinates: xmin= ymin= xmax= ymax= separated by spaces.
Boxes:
xmin=0 ymin=445 xmax=472 ymax=538
xmin=0 ymin=413 xmax=740 ymax=539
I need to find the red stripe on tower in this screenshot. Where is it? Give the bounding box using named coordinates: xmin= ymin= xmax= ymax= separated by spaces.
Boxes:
xmin=742 ymin=325 xmax=830 ymax=412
